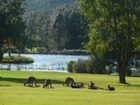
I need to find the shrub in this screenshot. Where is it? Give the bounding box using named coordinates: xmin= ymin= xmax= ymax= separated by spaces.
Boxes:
xmin=86 ymin=56 xmax=106 ymax=74
xmin=72 ymin=59 xmax=87 ymax=73
xmin=131 ymin=69 xmax=140 ymax=77
xmin=67 ymin=56 xmax=106 ymax=73
xmin=0 ymin=55 xmax=34 ymax=63
xmin=85 ymin=57 xmax=96 ymax=73
xmin=126 ymin=68 xmax=132 ymax=76
xmin=67 ymin=61 xmax=76 ymax=72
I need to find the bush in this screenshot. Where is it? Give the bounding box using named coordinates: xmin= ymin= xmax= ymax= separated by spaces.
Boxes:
xmin=67 ymin=61 xmax=76 ymax=72
xmin=67 ymin=56 xmax=106 ymax=73
xmin=126 ymin=68 xmax=132 ymax=76
xmin=131 ymin=69 xmax=140 ymax=77
xmin=0 ymin=55 xmax=34 ymax=63
xmin=72 ymin=59 xmax=87 ymax=73
xmin=86 ymin=56 xmax=105 ymax=74
xmin=85 ymin=57 xmax=96 ymax=73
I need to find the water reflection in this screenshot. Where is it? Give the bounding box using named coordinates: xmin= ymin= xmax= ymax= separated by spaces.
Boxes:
xmin=0 ymin=54 xmax=89 ymax=72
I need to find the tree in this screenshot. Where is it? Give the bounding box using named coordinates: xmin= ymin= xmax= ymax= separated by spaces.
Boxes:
xmin=23 ymin=2 xmax=88 ymax=52
xmin=79 ymin=0 xmax=140 ymax=83
xmin=0 ymin=0 xmax=25 ymax=58
xmin=24 ymin=11 xmax=50 ymax=50
xmin=64 ymin=5 xmax=88 ymax=49
xmin=51 ymin=8 xmax=67 ymax=51
xmin=49 ymin=5 xmax=88 ymax=51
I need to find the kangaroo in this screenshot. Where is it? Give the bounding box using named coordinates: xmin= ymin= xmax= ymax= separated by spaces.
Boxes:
xmin=63 ymin=77 xmax=75 ymax=86
xmin=24 ymin=76 xmax=37 ymax=87
xmin=108 ymin=85 xmax=115 ymax=91
xmin=88 ymin=81 xmax=98 ymax=89
xmin=43 ymin=79 xmax=52 ymax=88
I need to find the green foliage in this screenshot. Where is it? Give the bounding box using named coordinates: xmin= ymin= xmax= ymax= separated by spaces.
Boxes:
xmin=23 ymin=0 xmax=75 ymax=50
xmin=24 ymin=0 xmax=75 ymax=14
xmin=79 ymin=0 xmax=140 ymax=83
xmin=133 ymin=36 xmax=140 ymax=52
xmin=0 ymin=0 xmax=25 ymax=41
xmin=67 ymin=61 xmax=76 ymax=72
xmin=63 ymin=5 xmax=88 ymax=49
xmin=68 ymin=56 xmax=106 ymax=73
xmin=68 ymin=59 xmax=87 ymax=73
xmin=85 ymin=57 xmax=95 ymax=73
xmin=50 ymin=6 xmax=88 ymax=50
xmin=24 ymin=11 xmax=50 ymax=49
xmin=72 ymin=59 xmax=87 ymax=73
xmin=132 ymin=69 xmax=140 ymax=77
xmin=50 ymin=9 xmax=68 ymax=50
xmin=0 ymin=0 xmax=25 ymax=57
xmin=0 ymin=55 xmax=34 ymax=63
xmin=23 ymin=1 xmax=88 ymax=51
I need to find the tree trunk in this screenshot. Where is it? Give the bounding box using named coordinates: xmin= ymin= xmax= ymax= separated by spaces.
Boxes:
xmin=118 ymin=64 xmax=126 ymax=84
xmin=117 ymin=48 xmax=127 ymax=84
xmin=114 ymin=16 xmax=127 ymax=84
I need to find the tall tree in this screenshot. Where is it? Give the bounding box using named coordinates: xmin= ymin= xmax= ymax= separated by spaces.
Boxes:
xmin=0 ymin=0 xmax=25 ymax=58
xmin=24 ymin=11 xmax=50 ymax=50
xmin=49 ymin=5 xmax=88 ymax=51
xmin=79 ymin=0 xmax=140 ymax=83
xmin=51 ymin=8 xmax=67 ymax=51
xmin=64 ymin=5 xmax=88 ymax=49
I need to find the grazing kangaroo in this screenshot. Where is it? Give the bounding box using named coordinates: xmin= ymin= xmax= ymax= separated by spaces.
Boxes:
xmin=43 ymin=79 xmax=52 ymax=88
xmin=63 ymin=77 xmax=75 ymax=86
xmin=108 ymin=85 xmax=115 ymax=91
xmin=24 ymin=76 xmax=37 ymax=87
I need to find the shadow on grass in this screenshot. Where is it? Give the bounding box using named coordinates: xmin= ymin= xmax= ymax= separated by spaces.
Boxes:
xmin=0 ymin=77 xmax=64 ymax=85
xmin=115 ymin=83 xmax=140 ymax=88
xmin=24 ymin=85 xmax=41 ymax=88
xmin=125 ymin=83 xmax=140 ymax=88
xmin=0 ymin=85 xmax=11 ymax=87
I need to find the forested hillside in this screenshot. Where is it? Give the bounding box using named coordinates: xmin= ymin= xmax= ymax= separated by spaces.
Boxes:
xmin=0 ymin=0 xmax=88 ymax=54
xmin=24 ymin=0 xmax=75 ymax=14
xmin=23 ymin=0 xmax=88 ymax=53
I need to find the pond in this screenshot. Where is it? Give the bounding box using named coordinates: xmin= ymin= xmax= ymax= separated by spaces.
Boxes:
xmin=0 ymin=54 xmax=89 ymax=72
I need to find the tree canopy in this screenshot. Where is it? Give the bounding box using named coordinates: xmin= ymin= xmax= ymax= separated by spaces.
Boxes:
xmin=79 ymin=0 xmax=140 ymax=83
xmin=24 ymin=3 xmax=88 ymax=51
xmin=0 ymin=0 xmax=25 ymax=58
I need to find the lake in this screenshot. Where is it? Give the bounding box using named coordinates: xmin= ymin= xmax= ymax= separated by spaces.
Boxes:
xmin=0 ymin=54 xmax=89 ymax=72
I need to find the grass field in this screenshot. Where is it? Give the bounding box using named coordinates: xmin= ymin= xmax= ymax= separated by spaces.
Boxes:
xmin=0 ymin=71 xmax=140 ymax=105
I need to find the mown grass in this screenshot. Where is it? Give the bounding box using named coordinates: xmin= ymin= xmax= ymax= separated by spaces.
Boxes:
xmin=0 ymin=71 xmax=140 ymax=105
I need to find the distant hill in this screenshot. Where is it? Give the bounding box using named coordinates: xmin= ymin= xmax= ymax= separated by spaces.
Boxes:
xmin=24 ymin=0 xmax=75 ymax=15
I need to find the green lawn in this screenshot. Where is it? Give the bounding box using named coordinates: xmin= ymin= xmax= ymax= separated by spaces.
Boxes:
xmin=0 ymin=71 xmax=140 ymax=105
